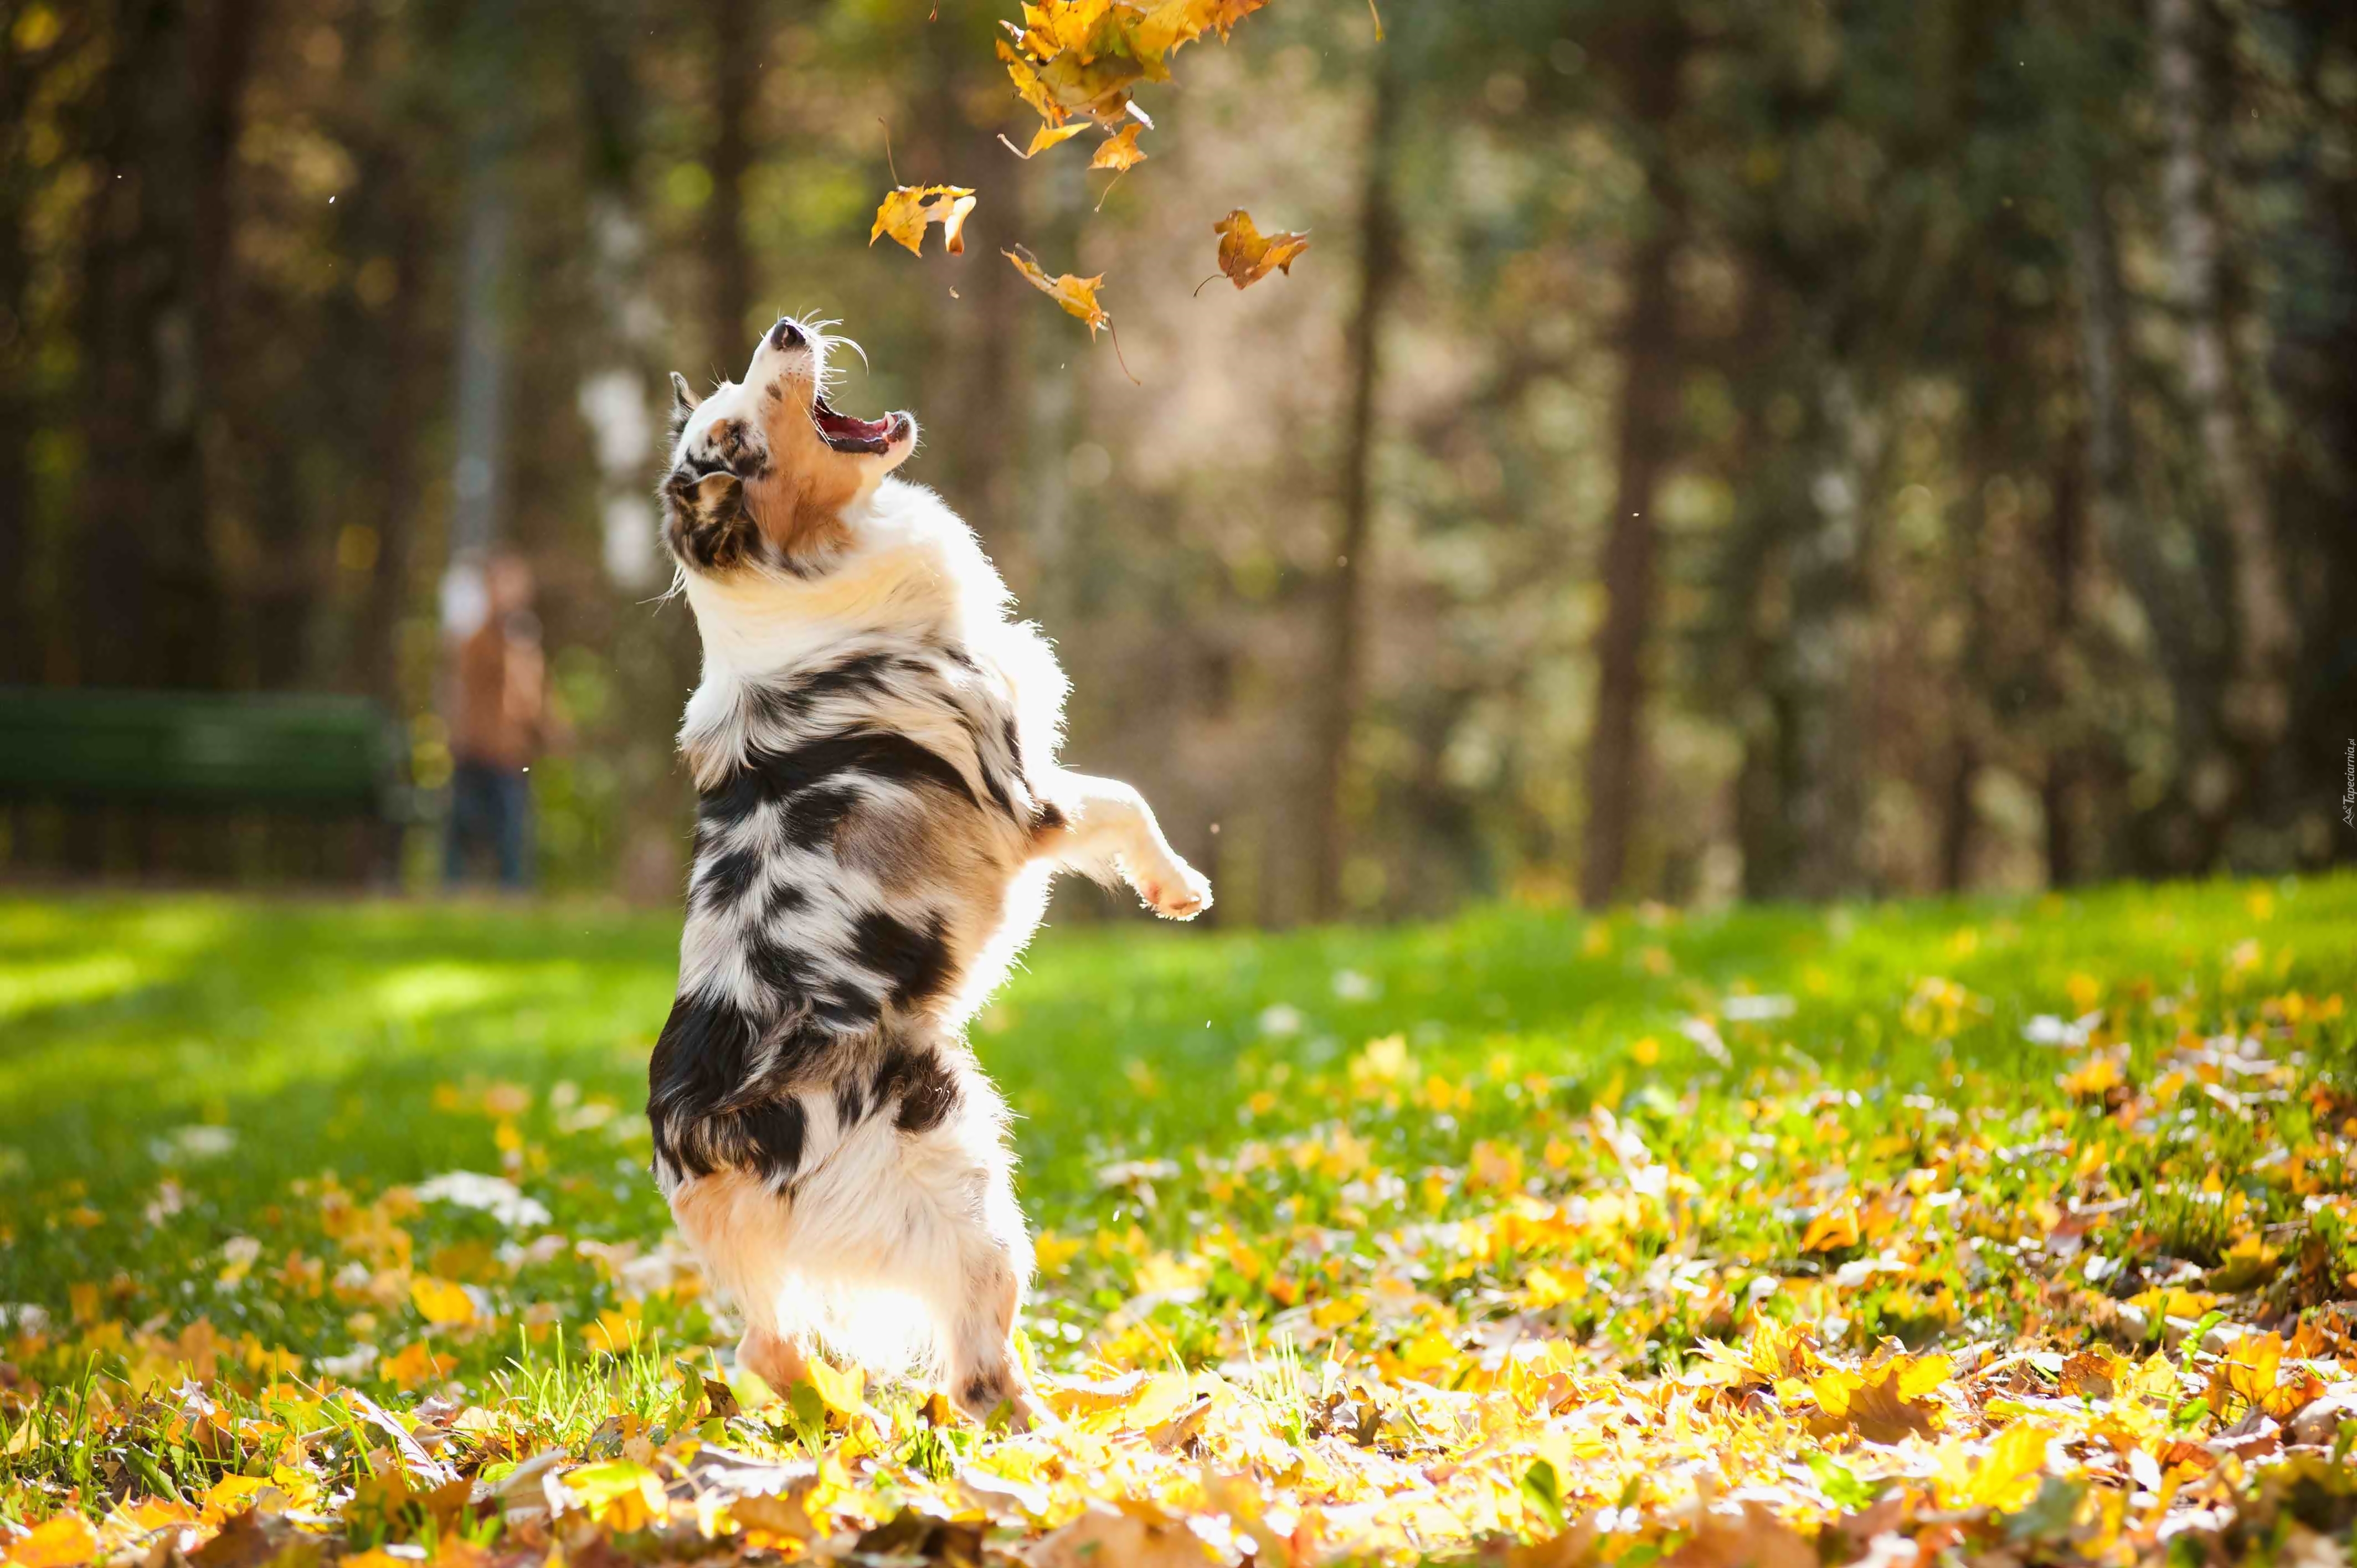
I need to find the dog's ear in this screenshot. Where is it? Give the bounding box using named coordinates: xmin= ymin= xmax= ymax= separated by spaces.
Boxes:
xmin=662 ymin=467 xmax=756 ymax=572
xmin=668 ymin=373 xmax=700 ymax=441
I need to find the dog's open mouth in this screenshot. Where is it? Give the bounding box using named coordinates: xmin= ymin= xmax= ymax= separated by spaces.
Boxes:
xmin=811 ymin=395 xmax=903 ymax=456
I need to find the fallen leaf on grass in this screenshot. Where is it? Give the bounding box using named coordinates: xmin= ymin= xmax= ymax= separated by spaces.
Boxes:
xmin=1005 ymin=247 xmax=1110 ymax=337
xmin=6 ymin=1515 xmax=96 ymax=1568
xmin=1030 ymin=1502 xmax=1216 ymax=1568
xmin=1812 ymin=1353 xmax=1949 ymax=1443
xmin=409 ymin=1275 xmax=473 ymax=1327
xmin=870 ymin=185 xmax=979 ymax=257
xmin=1212 ymin=208 xmax=1309 ymax=288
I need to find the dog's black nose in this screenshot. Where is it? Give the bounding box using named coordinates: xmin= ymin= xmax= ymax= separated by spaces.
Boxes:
xmin=769 ymin=318 xmax=805 ymax=352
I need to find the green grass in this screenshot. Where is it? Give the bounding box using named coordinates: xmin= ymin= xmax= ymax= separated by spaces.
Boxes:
xmin=3 ymin=875 xmax=2350 ymax=1332
xmin=2 ymin=875 xmax=2354 ymax=1557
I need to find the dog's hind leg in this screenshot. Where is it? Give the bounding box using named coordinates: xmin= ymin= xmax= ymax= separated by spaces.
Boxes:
xmin=842 ymin=1062 xmax=1048 ymax=1428
xmin=1031 ymin=770 xmax=1211 ymax=920
xmin=667 ymin=1168 xmax=811 ymax=1395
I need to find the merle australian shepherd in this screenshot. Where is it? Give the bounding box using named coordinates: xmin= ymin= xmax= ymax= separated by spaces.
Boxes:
xmin=650 ymin=315 xmax=1210 ymax=1428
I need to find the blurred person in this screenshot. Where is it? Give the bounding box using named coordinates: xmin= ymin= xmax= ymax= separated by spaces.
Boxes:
xmin=443 ymin=551 xmax=559 ymax=890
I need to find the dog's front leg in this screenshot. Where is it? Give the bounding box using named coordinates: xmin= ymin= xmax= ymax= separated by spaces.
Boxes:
xmin=1031 ymin=770 xmax=1212 ymax=920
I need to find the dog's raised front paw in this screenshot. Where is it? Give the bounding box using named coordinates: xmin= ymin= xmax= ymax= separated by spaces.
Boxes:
xmin=1136 ymin=858 xmax=1213 ymax=921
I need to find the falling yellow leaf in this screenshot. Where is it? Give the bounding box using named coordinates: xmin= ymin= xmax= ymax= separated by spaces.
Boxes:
xmin=870 ymin=184 xmax=980 ymax=257
xmin=1005 ymin=246 xmax=1110 ymax=337
xmin=1089 ymin=123 xmax=1147 ymax=171
xmin=1212 ymin=208 xmax=1310 ymax=290
xmin=1000 ymin=122 xmax=1091 ymax=159
xmin=409 ymin=1274 xmax=474 ymax=1327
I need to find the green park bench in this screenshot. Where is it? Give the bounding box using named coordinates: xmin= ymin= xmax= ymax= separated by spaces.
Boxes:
xmin=0 ymin=687 xmax=418 ymax=881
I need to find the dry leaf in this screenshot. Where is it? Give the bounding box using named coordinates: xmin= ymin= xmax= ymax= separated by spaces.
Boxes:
xmin=1005 ymin=246 xmax=1110 ymax=337
xmin=1000 ymin=122 xmax=1092 ymax=159
xmin=1213 ymin=208 xmax=1309 ymax=288
xmin=1090 ymin=123 xmax=1148 ymax=172
xmin=869 ymin=185 xmax=979 ymax=257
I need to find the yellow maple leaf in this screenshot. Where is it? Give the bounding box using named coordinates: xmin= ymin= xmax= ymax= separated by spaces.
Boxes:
xmin=1959 ymin=1420 xmax=2051 ymax=1511
xmin=1005 ymin=246 xmax=1110 ymax=337
xmin=1089 ymin=123 xmax=1147 ymax=172
xmin=564 ymin=1459 xmax=668 ymax=1533
xmin=801 ymin=1357 xmax=867 ymax=1421
xmin=1813 ymin=1354 xmax=1947 ymax=1443
xmin=1212 ymin=209 xmax=1310 ymax=289
xmin=870 ymin=185 xmax=979 ymax=257
xmin=409 ymin=1275 xmax=474 ymax=1327
xmin=7 ymin=1515 xmax=96 ymax=1568
xmin=1001 ymin=122 xmax=1091 ymax=159
xmin=1800 ymin=1203 xmax=1860 ymax=1253
xmin=997 ymin=41 xmax=1064 ymax=124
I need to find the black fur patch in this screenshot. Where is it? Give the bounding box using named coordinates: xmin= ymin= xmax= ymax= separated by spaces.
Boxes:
xmin=647 ymin=989 xmax=763 ymax=1178
xmin=735 ymin=1094 xmax=806 ymax=1184
xmin=834 ymin=1078 xmax=867 ymax=1127
xmin=697 ymin=730 xmax=979 ymax=832
xmin=856 ymin=910 xmax=952 ymax=1008
xmin=695 ymin=846 xmax=763 ymax=912
xmin=778 ymin=784 xmax=863 ymax=850
xmin=648 ymin=989 xmax=819 ymax=1184
xmin=873 ymin=1045 xmax=961 ymax=1134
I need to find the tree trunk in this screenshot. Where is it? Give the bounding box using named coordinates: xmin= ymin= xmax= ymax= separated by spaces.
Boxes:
xmin=707 ymin=0 xmax=759 ymax=370
xmin=1779 ymin=366 xmax=1882 ymax=900
xmin=1308 ymin=53 xmax=1404 ymax=920
xmin=2042 ymin=447 xmax=2087 ymax=887
xmin=2152 ymin=0 xmax=2293 ymax=759
xmin=1578 ymin=28 xmax=1685 ymax=911
xmin=75 ymin=0 xmax=241 ymax=693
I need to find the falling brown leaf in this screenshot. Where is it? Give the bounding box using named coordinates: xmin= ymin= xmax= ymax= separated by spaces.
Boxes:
xmin=1089 ymin=123 xmax=1148 ymax=172
xmin=1005 ymin=246 xmax=1110 ymax=337
xmin=1213 ymin=208 xmax=1310 ymax=288
xmin=1001 ymin=0 xmax=1277 ymax=128
xmin=999 ymin=122 xmax=1091 ymax=160
xmin=869 ymin=185 xmax=979 ymax=257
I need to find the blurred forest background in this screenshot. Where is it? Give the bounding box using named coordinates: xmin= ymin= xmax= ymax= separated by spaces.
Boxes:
xmin=3 ymin=0 xmax=2354 ymax=923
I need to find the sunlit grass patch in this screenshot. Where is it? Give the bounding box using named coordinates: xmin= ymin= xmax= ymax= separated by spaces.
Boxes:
xmin=1 ymin=875 xmax=2354 ymax=1564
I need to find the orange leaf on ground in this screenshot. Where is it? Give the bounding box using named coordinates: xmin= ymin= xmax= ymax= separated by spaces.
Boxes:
xmin=7 ymin=1515 xmax=97 ymax=1568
